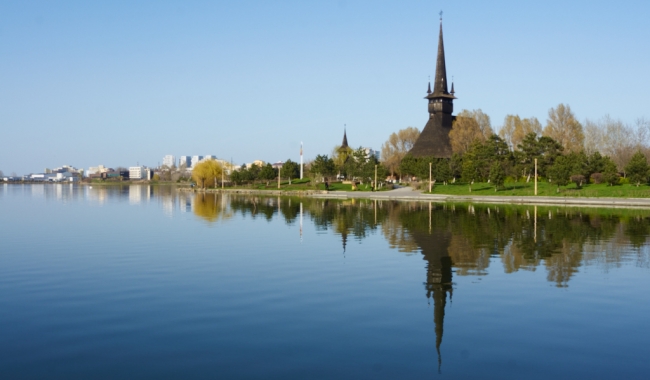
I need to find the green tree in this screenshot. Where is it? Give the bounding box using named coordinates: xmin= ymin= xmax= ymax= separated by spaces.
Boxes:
xmin=310 ymin=154 xmax=335 ymax=180
xmin=435 ymin=160 xmax=452 ymax=184
xmin=489 ymin=161 xmax=505 ymax=190
xmin=461 ymin=134 xmax=512 ymax=182
xmin=191 ymin=159 xmax=223 ymax=189
xmin=515 ymin=133 xmax=563 ymax=179
xmin=602 ymin=157 xmax=620 ymax=186
xmin=625 ymin=151 xmax=650 ymax=187
xmin=282 ymin=159 xmax=300 ymax=181
xmin=332 ymin=145 xmax=353 ymax=177
xmin=259 ymin=163 xmax=277 ymax=183
xmin=547 ymin=155 xmax=572 ymax=189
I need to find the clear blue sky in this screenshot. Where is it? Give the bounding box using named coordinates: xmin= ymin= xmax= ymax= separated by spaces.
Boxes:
xmin=2 ymin=0 xmax=649 ymax=175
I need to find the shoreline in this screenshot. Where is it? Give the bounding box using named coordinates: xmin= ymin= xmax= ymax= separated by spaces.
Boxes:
xmin=7 ymin=182 xmax=650 ymax=208
xmin=177 ymin=187 xmax=650 ymax=209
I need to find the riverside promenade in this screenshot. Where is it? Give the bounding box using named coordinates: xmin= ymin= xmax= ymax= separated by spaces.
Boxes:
xmin=316 ymin=186 xmax=650 ymax=208
xmin=187 ymin=186 xmax=650 ymax=209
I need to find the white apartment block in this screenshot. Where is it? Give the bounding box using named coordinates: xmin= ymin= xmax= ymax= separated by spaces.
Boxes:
xmin=190 ymin=155 xmax=204 ymax=168
xmin=179 ymin=156 xmax=191 ymax=168
xmin=162 ymin=155 xmax=176 ymax=168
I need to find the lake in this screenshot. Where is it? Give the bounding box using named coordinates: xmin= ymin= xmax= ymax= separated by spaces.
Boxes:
xmin=1 ymin=184 xmax=649 ymax=379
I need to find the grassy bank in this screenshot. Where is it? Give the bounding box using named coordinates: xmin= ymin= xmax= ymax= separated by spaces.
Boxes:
xmin=424 ymin=181 xmax=650 ymax=198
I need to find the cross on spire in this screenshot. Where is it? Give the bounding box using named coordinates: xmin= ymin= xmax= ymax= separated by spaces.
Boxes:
xmin=439 ymin=10 xmax=443 ymax=20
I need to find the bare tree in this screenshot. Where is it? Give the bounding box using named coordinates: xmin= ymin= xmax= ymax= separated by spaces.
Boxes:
xmin=543 ymin=104 xmax=584 ymax=153
xmin=450 ymin=109 xmax=494 ymax=154
xmin=499 ymin=115 xmax=542 ymax=150
xmin=381 ymin=127 xmax=420 ymax=180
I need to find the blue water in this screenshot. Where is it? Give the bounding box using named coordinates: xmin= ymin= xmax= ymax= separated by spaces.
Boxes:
xmin=1 ymin=184 xmax=649 ymax=379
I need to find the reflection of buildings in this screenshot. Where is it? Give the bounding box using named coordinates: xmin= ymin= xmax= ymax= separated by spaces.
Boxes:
xmin=411 ymin=229 xmax=453 ymax=373
xmin=128 ymin=185 xmax=152 ymax=205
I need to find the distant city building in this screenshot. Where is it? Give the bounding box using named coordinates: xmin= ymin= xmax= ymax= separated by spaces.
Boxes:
xmin=162 ymin=155 xmax=176 ymax=168
xmin=190 ymin=155 xmax=204 ymax=168
xmin=245 ymin=160 xmax=265 ymax=169
xmin=271 ymin=161 xmax=284 ymax=169
xmin=179 ymin=156 xmax=191 ymax=168
xmin=363 ymin=148 xmax=380 ymax=161
xmin=88 ymin=165 xmax=109 ymax=176
xmin=129 ymin=166 xmax=151 ymax=180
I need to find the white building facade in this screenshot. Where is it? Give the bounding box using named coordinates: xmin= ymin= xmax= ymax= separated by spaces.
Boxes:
xmin=162 ymin=155 xmax=176 ymax=168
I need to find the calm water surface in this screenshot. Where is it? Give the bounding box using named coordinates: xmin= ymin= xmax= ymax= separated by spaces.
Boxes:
xmin=1 ymin=184 xmax=649 ymax=379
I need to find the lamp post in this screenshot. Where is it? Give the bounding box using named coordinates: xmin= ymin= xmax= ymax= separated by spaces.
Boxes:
xmin=429 ymin=162 xmax=432 ymax=192
xmin=374 ymin=164 xmax=377 ymax=192
xmin=534 ymin=158 xmax=538 ymax=196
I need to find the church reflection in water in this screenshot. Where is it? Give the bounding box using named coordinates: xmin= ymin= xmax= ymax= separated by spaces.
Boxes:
xmin=176 ymin=192 xmax=650 ymax=371
xmin=412 ymin=228 xmax=453 ymax=373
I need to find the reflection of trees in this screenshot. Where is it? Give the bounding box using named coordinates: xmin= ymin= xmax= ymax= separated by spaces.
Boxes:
xmin=185 ymin=192 xmax=650 ymax=285
xmin=193 ymin=193 xmax=233 ymax=223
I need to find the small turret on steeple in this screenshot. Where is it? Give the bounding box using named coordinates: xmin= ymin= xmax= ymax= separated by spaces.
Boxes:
xmin=450 ymin=80 xmax=455 ymax=95
xmin=427 ymin=80 xmax=432 ymax=94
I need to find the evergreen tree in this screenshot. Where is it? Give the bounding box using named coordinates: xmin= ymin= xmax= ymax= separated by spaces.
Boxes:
xmin=489 ymin=161 xmax=505 ymax=190
xmin=602 ymin=157 xmax=620 ymax=186
xmin=625 ymin=151 xmax=650 ymax=187
xmin=548 ymin=155 xmax=572 ymax=189
xmin=435 ymin=160 xmax=452 ymax=185
xmin=282 ymin=159 xmax=300 ymax=181
xmin=259 ymin=163 xmax=277 ymax=183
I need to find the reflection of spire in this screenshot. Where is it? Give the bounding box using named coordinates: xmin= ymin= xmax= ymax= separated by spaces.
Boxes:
xmin=411 ymin=229 xmax=453 ymax=374
xmin=342 ymin=231 xmax=348 ymax=256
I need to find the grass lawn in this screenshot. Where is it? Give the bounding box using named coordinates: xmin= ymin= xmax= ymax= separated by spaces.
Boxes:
xmin=235 ymin=180 xmax=390 ymax=192
xmin=424 ymin=181 xmax=650 ymax=198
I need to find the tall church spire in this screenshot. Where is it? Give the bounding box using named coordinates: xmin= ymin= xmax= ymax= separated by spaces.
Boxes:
xmin=433 ymin=20 xmax=449 ymax=96
xmin=341 ymin=127 xmax=349 ymax=149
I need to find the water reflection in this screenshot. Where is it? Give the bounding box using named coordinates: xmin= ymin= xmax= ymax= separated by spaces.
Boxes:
xmin=3 ymin=185 xmax=650 ymax=376
xmin=178 ymin=194 xmax=650 ymax=282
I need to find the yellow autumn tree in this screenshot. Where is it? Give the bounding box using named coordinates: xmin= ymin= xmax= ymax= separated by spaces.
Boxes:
xmin=191 ymin=159 xmax=223 ymax=189
xmin=449 ymin=109 xmax=494 ymax=154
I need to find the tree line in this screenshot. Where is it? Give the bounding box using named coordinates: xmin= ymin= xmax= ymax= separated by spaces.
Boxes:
xmin=385 ymin=103 xmax=650 ymax=189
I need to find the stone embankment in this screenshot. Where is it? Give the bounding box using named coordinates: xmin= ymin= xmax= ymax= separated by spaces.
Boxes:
xmin=179 ymin=187 xmax=650 ymax=208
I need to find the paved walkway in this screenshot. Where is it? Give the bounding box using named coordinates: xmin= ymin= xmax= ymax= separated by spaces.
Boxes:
xmin=314 ymin=186 xmax=650 ymax=208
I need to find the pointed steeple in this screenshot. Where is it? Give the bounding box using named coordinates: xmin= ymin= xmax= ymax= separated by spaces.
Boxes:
xmin=341 ymin=128 xmax=349 ymax=149
xmin=433 ymin=20 xmax=449 ymax=96
xmin=450 ymin=80 xmax=455 ymax=95
xmin=427 ymin=81 xmax=432 ymax=94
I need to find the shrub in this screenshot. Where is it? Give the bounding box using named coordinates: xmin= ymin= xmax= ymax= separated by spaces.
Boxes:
xmin=619 ymin=177 xmax=630 ymax=185
xmin=570 ymin=174 xmax=585 ymax=188
xmin=590 ymin=173 xmax=603 ymax=184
